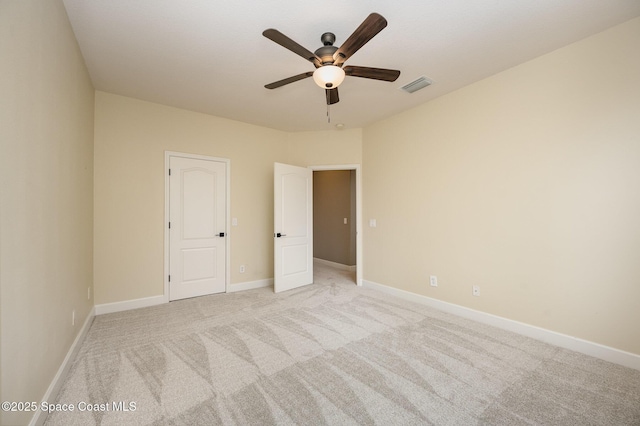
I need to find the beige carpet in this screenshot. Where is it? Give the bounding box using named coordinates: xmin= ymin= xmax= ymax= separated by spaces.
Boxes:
xmin=46 ymin=263 xmax=640 ymax=425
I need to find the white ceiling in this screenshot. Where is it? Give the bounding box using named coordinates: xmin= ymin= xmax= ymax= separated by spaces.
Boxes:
xmin=62 ymin=0 xmax=640 ymax=132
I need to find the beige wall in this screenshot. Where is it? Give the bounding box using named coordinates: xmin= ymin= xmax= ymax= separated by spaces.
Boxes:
xmin=94 ymin=92 xmax=289 ymax=303
xmin=314 ymin=171 xmax=355 ymax=265
xmin=0 ymin=1 xmax=95 ymax=424
xmin=286 ymin=128 xmax=362 ymax=166
xmin=363 ymin=17 xmax=640 ymax=355
xmin=94 ymin=95 xmax=363 ymax=305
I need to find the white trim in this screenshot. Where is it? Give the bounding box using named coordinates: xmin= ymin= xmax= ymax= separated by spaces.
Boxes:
xmin=30 ymin=307 xmax=95 ymax=426
xmin=94 ymin=295 xmax=166 ymax=315
xmin=363 ymin=279 xmax=640 ymax=371
xmin=227 ymin=278 xmax=273 ymax=293
xmin=164 ymin=152 xmax=171 ymax=303
xmin=94 ymin=280 xmax=271 ymax=315
xmin=164 ymin=151 xmax=231 ymax=301
xmin=310 ymin=164 xmax=363 ymax=285
xmin=314 ymin=257 xmax=356 ymax=272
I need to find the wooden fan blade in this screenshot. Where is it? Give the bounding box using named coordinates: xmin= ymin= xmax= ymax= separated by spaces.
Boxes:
xmin=333 ymin=13 xmax=387 ymax=66
xmin=344 ymin=65 xmax=400 ymax=82
xmin=265 ymin=72 xmax=314 ymax=89
xmin=326 ymin=88 xmax=339 ymax=105
xmin=263 ymin=29 xmax=321 ymax=67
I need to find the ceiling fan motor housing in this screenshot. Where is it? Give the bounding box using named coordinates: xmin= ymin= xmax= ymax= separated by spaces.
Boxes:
xmin=315 ymin=32 xmax=338 ymax=65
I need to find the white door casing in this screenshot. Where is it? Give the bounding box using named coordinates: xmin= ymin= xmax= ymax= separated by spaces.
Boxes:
xmin=274 ymin=162 xmax=313 ymax=293
xmin=168 ymin=155 xmax=227 ymax=301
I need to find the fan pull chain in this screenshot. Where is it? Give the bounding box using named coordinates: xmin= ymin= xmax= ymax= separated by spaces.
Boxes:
xmin=327 ymin=103 xmax=331 ymax=123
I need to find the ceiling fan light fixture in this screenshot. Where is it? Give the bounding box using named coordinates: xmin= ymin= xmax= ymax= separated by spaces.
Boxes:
xmin=313 ymin=65 xmax=345 ymax=89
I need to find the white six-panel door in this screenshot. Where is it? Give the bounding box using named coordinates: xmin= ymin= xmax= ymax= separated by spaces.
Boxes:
xmin=169 ymin=156 xmax=226 ymax=300
xmin=274 ymin=162 xmax=313 ymax=293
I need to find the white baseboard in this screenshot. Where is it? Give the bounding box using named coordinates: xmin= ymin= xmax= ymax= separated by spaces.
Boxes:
xmin=314 ymin=257 xmax=356 ymax=272
xmin=95 ymin=280 xmax=274 ymax=314
xmin=227 ymin=278 xmax=273 ymax=292
xmin=30 ymin=306 xmax=95 ymax=426
xmin=362 ymin=280 xmax=640 ymax=371
xmin=95 ymin=294 xmax=167 ymax=315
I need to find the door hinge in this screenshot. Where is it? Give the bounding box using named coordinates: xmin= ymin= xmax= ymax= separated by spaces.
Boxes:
xmin=168 ymin=275 xmax=171 ymax=282
xmin=168 ymin=222 xmax=171 ymax=229
xmin=168 ymin=168 xmax=171 ymax=176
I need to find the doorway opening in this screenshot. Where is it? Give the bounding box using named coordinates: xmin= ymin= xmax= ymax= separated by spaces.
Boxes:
xmin=311 ymin=165 xmax=362 ymax=286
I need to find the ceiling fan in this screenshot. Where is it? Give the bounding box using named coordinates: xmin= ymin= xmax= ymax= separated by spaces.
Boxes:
xmin=263 ymin=13 xmax=400 ymax=105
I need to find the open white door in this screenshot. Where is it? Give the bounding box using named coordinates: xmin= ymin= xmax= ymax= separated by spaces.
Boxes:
xmin=274 ymin=163 xmax=313 ymax=293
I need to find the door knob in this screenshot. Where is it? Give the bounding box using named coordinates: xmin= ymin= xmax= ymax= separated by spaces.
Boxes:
xmin=217 ymin=232 xmax=225 ymax=237
xmin=275 ymin=233 xmax=287 ymax=238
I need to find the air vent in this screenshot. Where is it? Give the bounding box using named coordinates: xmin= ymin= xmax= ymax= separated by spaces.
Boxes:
xmin=400 ymin=76 xmax=433 ymax=93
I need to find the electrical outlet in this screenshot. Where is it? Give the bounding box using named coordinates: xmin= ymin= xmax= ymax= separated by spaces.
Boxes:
xmin=472 ymin=285 xmax=480 ymax=297
xmin=240 ymin=265 xmax=245 ymax=273
xmin=429 ymin=275 xmax=438 ymax=287
xmin=72 ymin=310 xmax=76 ymax=326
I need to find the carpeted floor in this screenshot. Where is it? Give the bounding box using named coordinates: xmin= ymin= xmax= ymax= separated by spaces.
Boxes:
xmin=46 ymin=262 xmax=640 ymax=425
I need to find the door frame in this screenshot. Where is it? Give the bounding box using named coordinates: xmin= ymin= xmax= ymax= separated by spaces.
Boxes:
xmin=310 ymin=164 xmax=362 ymax=286
xmin=164 ymin=151 xmax=231 ymax=302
